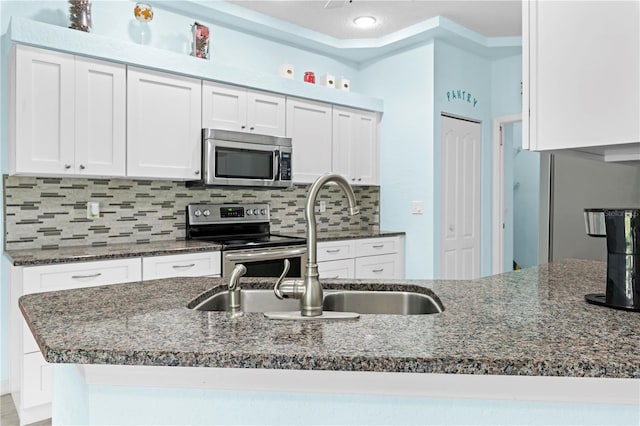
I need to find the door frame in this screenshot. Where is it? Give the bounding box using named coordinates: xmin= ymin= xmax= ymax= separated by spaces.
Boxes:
xmin=440 ymin=113 xmax=482 ymax=280
xmin=491 ymin=114 xmax=551 ymax=275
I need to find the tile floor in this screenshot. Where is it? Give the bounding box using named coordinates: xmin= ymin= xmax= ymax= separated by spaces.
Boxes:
xmin=1 ymin=395 xmax=51 ymax=426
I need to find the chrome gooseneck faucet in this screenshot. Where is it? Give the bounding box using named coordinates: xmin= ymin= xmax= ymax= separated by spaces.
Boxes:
xmin=275 ymin=173 xmax=359 ymax=316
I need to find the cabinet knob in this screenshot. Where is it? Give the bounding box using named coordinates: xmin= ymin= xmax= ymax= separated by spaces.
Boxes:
xmin=241 ymin=125 xmax=246 ymax=129
xmin=79 ymin=164 xmax=86 ymax=170
xmin=195 ymin=170 xmax=200 ymax=175
xmin=357 ymin=178 xmax=362 ymax=181
xmin=64 ymin=164 xmax=71 ymax=169
xmin=249 ymin=126 xmax=255 ymax=131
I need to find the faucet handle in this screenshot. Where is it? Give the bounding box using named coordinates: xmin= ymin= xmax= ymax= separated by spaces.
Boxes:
xmin=273 ymin=259 xmax=291 ymax=300
xmin=229 ymin=264 xmax=247 ymax=290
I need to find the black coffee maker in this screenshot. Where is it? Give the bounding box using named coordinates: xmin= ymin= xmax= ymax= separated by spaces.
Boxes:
xmin=584 ymin=208 xmax=640 ymax=311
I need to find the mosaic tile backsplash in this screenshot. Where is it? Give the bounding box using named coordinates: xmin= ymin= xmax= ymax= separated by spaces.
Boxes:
xmin=3 ymin=176 xmax=379 ymax=250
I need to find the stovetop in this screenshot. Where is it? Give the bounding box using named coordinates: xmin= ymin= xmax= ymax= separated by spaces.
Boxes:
xmin=185 ymin=203 xmax=305 ymax=251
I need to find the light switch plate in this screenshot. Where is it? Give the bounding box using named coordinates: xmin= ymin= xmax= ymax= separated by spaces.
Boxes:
xmin=87 ymin=201 xmax=100 ymax=219
xmin=411 ymin=201 xmax=424 ymax=215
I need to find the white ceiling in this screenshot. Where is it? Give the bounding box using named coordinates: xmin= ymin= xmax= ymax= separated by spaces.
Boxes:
xmin=227 ymin=0 xmax=522 ymax=39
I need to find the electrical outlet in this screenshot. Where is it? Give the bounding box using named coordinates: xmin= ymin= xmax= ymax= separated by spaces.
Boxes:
xmin=320 ymin=201 xmax=326 ymax=213
xmin=411 ymin=201 xmax=424 ymax=215
xmin=87 ymin=201 xmax=100 ymax=219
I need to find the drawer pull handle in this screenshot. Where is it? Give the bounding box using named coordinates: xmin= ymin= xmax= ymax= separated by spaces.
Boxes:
xmin=71 ymin=273 xmax=102 ymax=279
xmin=372 ymin=244 xmax=385 ymax=249
xmin=372 ymin=268 xmax=384 ymax=273
xmin=172 ymin=263 xmax=196 ymax=269
xmin=326 ymin=249 xmax=341 ymax=253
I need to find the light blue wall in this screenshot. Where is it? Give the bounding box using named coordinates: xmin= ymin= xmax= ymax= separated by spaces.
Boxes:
xmin=491 ymin=54 xmax=522 ymax=117
xmin=512 ymin=121 xmax=540 ymax=268
xmin=359 ymin=43 xmax=436 ymax=279
xmin=54 ymin=364 xmax=640 ymax=426
xmin=433 ymin=41 xmax=493 ymax=277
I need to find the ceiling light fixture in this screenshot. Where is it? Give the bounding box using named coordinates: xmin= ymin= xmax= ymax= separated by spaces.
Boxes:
xmin=353 ymin=16 xmax=377 ymax=28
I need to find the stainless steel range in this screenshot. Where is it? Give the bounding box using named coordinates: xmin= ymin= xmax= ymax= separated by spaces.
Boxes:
xmin=186 ymin=203 xmax=307 ymax=278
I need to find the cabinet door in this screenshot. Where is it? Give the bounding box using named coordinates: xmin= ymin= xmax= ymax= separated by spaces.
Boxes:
xmin=127 ymin=67 xmax=202 ymax=180
xmin=75 ymin=57 xmax=126 ymax=177
xmin=202 ymin=81 xmax=247 ymax=131
xmin=525 ymin=1 xmax=640 ymax=151
xmin=332 ymin=107 xmax=379 ymax=185
xmin=352 ymin=110 xmax=379 ymax=185
xmin=286 ymin=98 xmax=333 ymax=183
xmin=11 ymin=45 xmax=75 ymax=175
xmin=142 ymin=252 xmax=221 ymax=280
xmin=318 ymin=259 xmax=355 ymax=279
xmin=22 ymin=352 xmax=53 ymax=409
xmin=355 ymin=253 xmax=402 ymax=279
xmin=247 ymin=89 xmax=286 ymax=137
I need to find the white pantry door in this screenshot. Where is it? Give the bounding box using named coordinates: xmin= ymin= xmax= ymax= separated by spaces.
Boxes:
xmin=440 ymin=115 xmax=481 ymax=280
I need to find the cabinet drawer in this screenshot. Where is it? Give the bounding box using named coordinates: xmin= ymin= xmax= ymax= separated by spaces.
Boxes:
xmin=355 ymin=254 xmax=402 ymax=279
xmin=142 ymin=252 xmax=221 ymax=280
xmin=22 ymin=351 xmax=53 ymax=409
xmin=355 ymin=237 xmax=399 ymax=257
xmin=22 ymin=258 xmax=141 ymax=295
xmin=317 ymin=241 xmax=355 ymax=262
xmin=318 ymin=259 xmax=355 ymax=279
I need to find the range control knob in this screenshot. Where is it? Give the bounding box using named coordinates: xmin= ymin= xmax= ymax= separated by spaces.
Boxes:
xmin=194 ymin=209 xmax=202 ymax=217
xmin=203 ymin=209 xmax=210 ymax=217
xmin=246 ymin=209 xmax=253 ymax=215
xmin=253 ymin=209 xmax=260 ymax=215
xmin=260 ymin=208 xmax=267 ymax=215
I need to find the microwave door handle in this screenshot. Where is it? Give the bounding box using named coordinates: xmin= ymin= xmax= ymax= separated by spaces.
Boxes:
xmin=274 ymin=150 xmax=280 ymax=181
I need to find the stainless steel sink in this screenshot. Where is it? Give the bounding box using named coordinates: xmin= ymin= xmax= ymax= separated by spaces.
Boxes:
xmin=191 ymin=289 xmax=443 ymax=315
xmin=323 ymin=291 xmax=443 ymax=315
xmin=191 ymin=289 xmax=300 ymax=313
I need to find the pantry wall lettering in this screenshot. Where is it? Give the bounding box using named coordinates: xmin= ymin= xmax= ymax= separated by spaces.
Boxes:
xmin=446 ymin=89 xmax=478 ymax=107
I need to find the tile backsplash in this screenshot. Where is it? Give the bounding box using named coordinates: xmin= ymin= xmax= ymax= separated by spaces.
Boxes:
xmin=3 ymin=176 xmax=379 ymax=250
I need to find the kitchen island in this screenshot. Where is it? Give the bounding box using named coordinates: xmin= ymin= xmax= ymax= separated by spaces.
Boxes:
xmin=19 ymin=260 xmax=640 ymax=425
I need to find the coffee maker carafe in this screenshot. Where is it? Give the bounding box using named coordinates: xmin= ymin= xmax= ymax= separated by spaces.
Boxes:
xmin=584 ymin=208 xmax=640 ymax=311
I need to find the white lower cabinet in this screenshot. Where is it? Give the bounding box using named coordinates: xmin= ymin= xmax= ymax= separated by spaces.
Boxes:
xmin=317 ymin=258 xmax=355 ymax=279
xmin=10 ymin=258 xmax=141 ymax=425
xmin=355 ymin=254 xmax=402 ymax=279
xmin=142 ymin=252 xmax=221 ymax=280
xmin=317 ymin=236 xmax=405 ymax=280
xmin=11 ymin=250 xmax=223 ymax=424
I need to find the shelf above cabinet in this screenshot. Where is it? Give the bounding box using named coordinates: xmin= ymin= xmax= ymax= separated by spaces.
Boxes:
xmin=8 ymin=16 xmax=384 ymax=113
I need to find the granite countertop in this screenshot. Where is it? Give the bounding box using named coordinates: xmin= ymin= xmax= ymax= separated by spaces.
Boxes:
xmin=4 ymin=230 xmax=404 ymax=266
xmin=19 ymin=259 xmax=640 ymax=378
xmin=5 ymin=240 xmax=222 ymax=266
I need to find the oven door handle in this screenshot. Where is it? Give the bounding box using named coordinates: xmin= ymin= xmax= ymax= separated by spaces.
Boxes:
xmin=224 ymin=247 xmax=307 ymax=262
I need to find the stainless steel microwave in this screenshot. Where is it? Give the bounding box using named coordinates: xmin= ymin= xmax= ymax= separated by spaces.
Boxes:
xmin=194 ymin=129 xmax=293 ymax=187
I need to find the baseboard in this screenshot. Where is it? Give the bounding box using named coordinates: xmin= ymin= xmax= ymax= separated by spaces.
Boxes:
xmin=1 ymin=379 xmax=10 ymax=395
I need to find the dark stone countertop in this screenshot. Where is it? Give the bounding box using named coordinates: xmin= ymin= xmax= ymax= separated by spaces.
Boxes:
xmin=4 ymin=230 xmax=404 ymax=266
xmin=19 ymin=259 xmax=640 ymax=378
xmin=4 ymin=240 xmax=222 ymax=266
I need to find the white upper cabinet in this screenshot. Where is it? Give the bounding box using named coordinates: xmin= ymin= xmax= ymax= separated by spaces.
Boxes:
xmin=285 ymin=97 xmax=333 ymax=183
xmin=523 ymin=1 xmax=640 ymax=161
xmin=10 ymin=45 xmax=126 ymax=177
xmin=75 ymin=57 xmax=126 ymax=176
xmin=202 ymin=81 xmax=286 ymax=137
xmin=127 ymin=67 xmax=202 ymax=180
xmin=332 ymin=106 xmax=379 ymax=185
